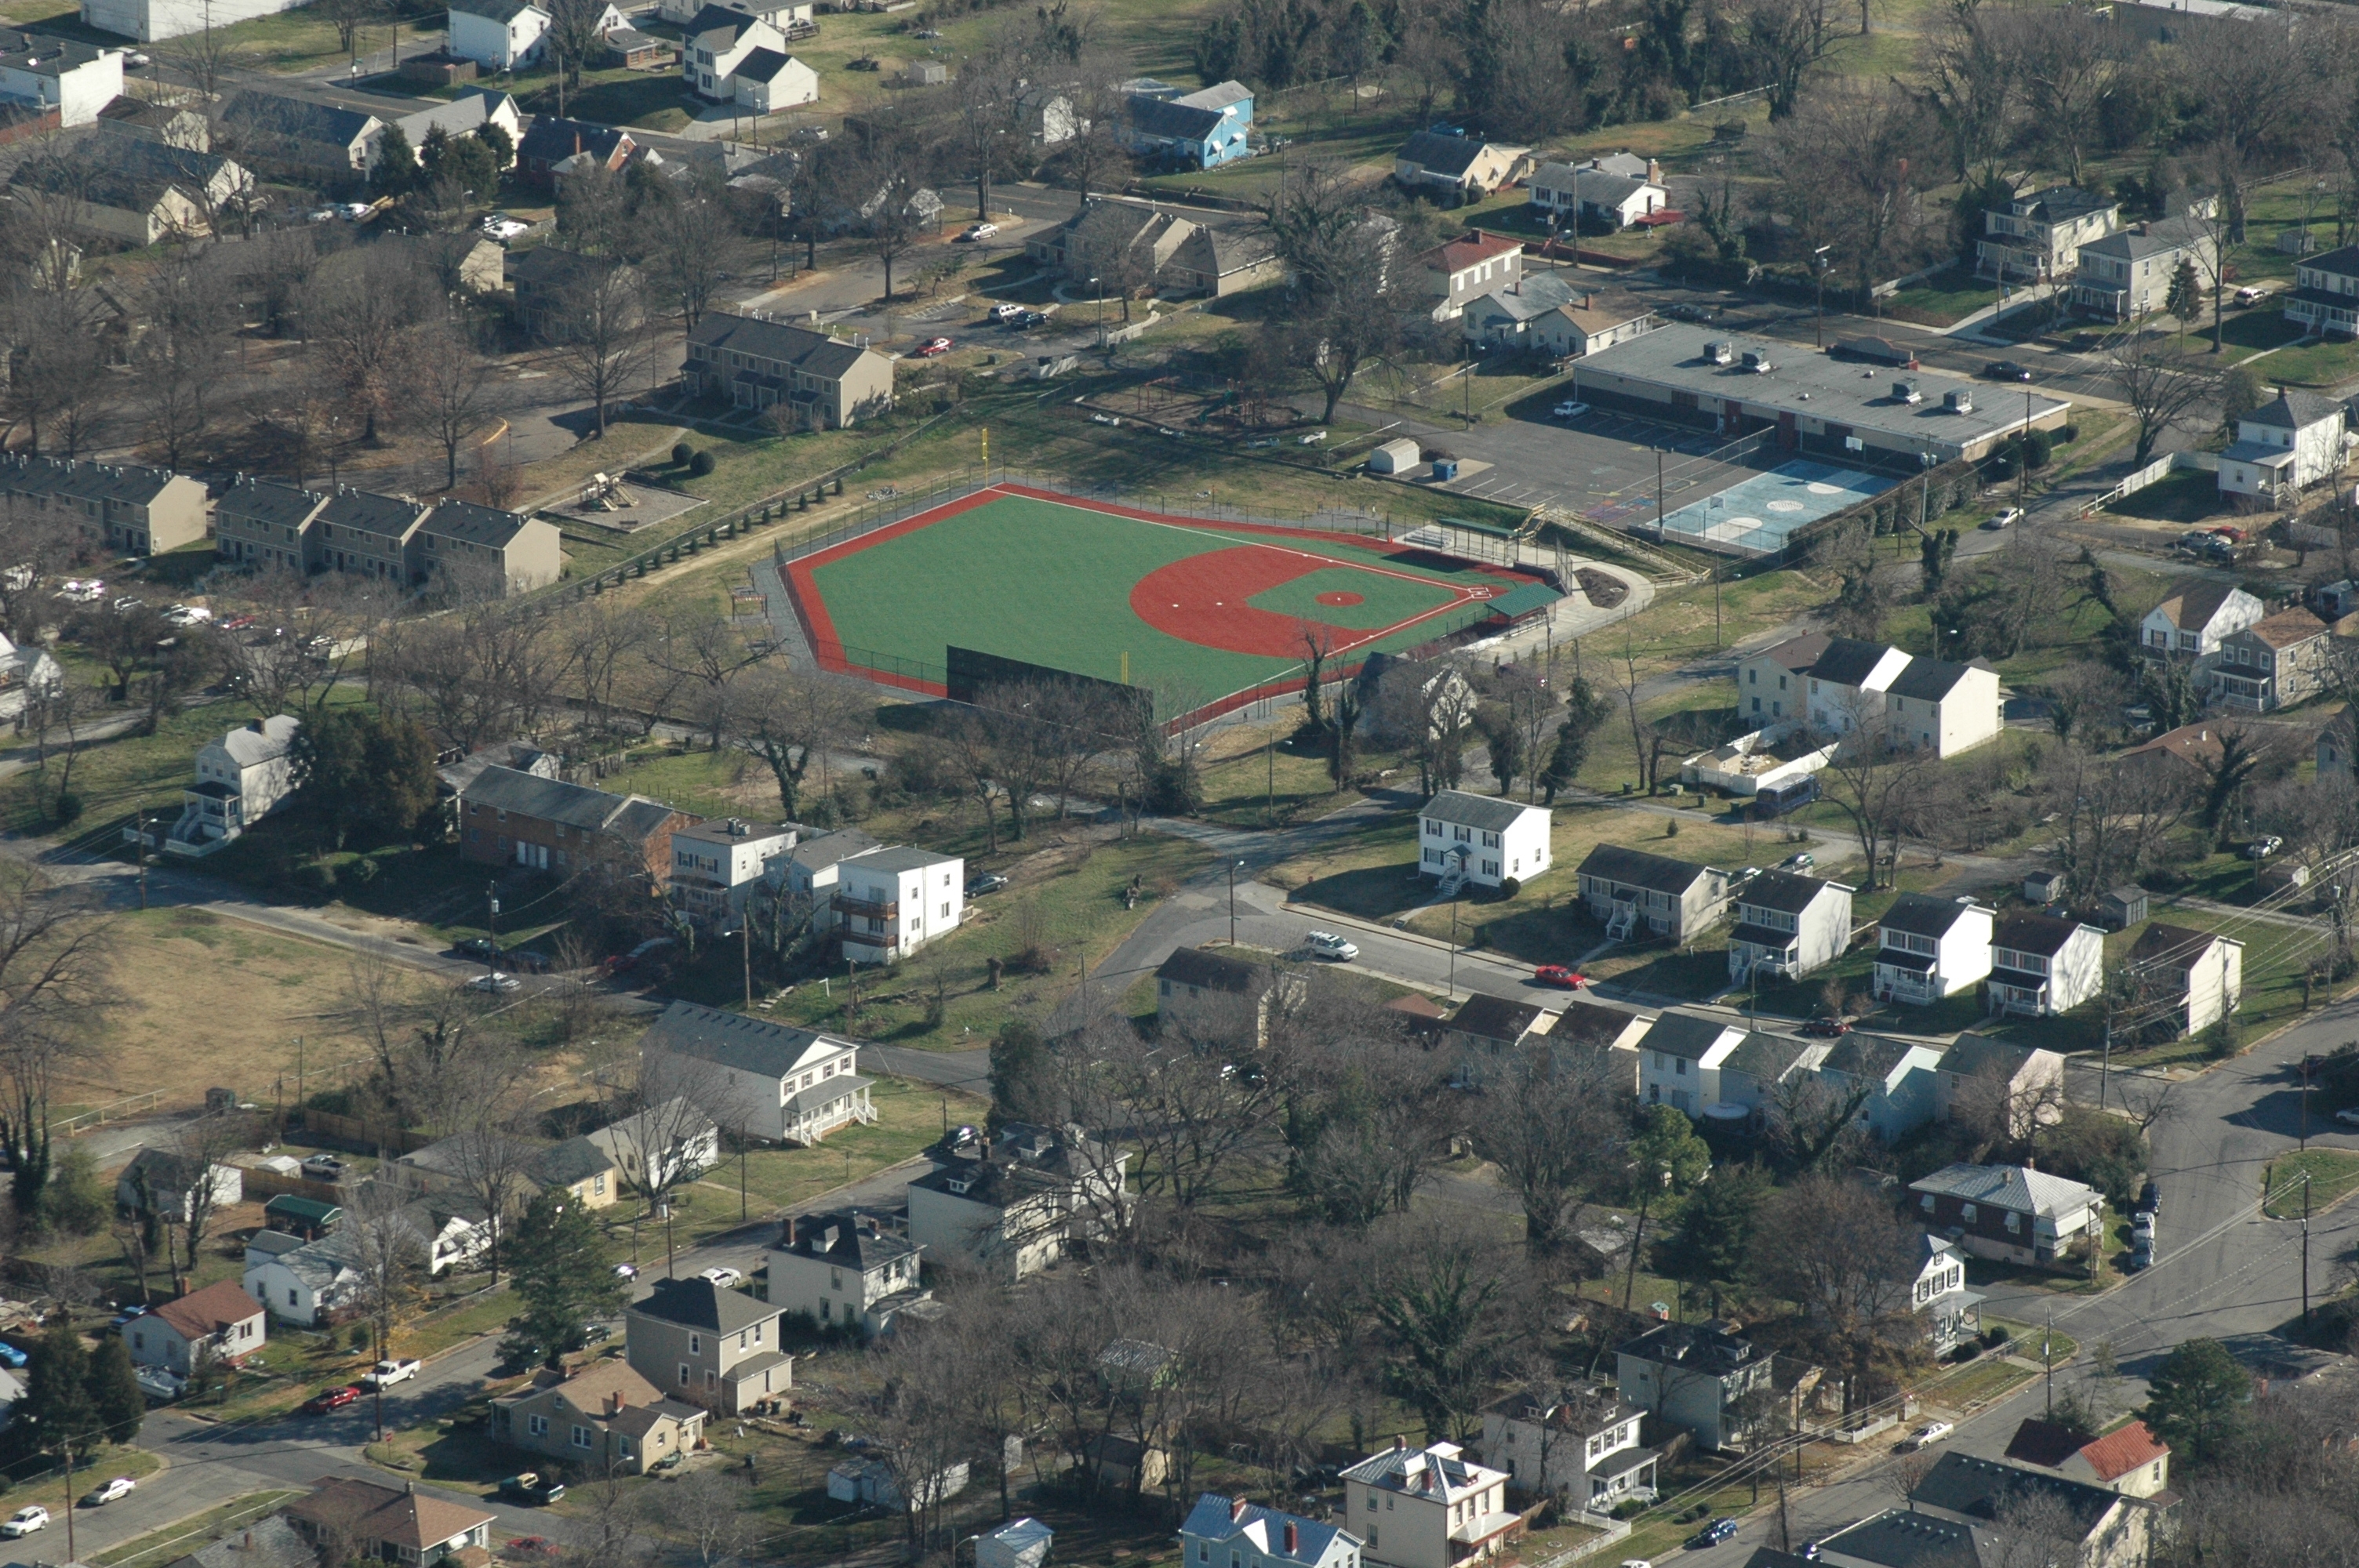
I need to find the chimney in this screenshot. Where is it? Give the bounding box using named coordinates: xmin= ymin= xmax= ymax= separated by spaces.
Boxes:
xmin=1231 ymin=1497 xmax=1249 ymax=1523
xmin=1394 ymin=1434 xmax=1406 ymax=1451
xmin=406 ymin=1482 xmax=417 ymax=1495
xmin=608 ymin=1389 xmax=626 ymax=1416
xmin=1284 ymin=1523 xmax=1299 ymax=1555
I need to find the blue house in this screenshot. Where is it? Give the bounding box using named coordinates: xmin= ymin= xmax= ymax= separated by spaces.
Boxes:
xmin=1812 ymin=1033 xmax=1946 ymax=1143
xmin=1121 ymin=80 xmax=1254 ymax=169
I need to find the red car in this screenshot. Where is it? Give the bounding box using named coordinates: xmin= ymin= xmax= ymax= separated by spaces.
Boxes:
xmin=1532 ymin=965 xmax=1588 ymax=989
xmin=916 ymin=337 xmax=954 ymax=357
xmin=303 ymin=1386 xmax=361 ymax=1414
xmin=1801 ymin=1017 xmax=1852 ymax=1038
xmin=2209 ymin=525 xmax=2248 ymax=543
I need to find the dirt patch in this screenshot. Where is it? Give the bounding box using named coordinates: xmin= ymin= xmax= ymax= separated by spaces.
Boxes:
xmin=1575 ymin=567 xmax=1629 ymax=608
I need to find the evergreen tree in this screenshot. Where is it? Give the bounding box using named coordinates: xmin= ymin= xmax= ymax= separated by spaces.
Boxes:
xmin=374 ymin=125 xmax=418 ymax=193
xmin=2143 ymin=1338 xmax=2250 ymax=1465
xmin=1657 ymin=1161 xmax=1768 ymax=1315
xmin=2165 ymin=256 xmax=2202 ymax=332
xmin=85 ymin=1335 xmax=143 ymax=1445
xmin=1539 ymin=677 xmax=1611 ymax=804
xmin=19 ymin=1320 xmax=100 ymax=1457
xmin=476 ymin=122 xmax=514 ymax=172
xmin=500 ymin=1189 xmax=628 ymax=1369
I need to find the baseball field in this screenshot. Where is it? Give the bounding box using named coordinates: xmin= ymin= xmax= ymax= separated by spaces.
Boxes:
xmin=783 ymin=485 xmax=1561 ymax=722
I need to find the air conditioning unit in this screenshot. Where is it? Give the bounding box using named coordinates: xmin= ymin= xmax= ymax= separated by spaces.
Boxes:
xmin=1894 ymin=379 xmax=1921 ymax=404
xmin=1703 ymin=340 xmax=1733 ymax=365
xmin=1944 ymin=389 xmax=1974 ymax=414
xmin=1742 ymin=349 xmax=1773 ymax=372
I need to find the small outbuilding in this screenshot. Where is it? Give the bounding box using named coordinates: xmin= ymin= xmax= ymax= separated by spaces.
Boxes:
xmin=2022 ymin=869 xmax=2065 ymax=903
xmin=1367 ymin=437 xmax=1422 ymax=474
xmin=907 ymin=60 xmax=947 ymax=85
xmin=976 ymin=1519 xmax=1053 ymax=1568
xmin=2098 ymin=885 xmax=2149 ymax=931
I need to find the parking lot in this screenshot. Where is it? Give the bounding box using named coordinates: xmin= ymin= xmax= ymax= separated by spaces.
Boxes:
xmin=1425 ymin=403 xmax=1767 ymax=529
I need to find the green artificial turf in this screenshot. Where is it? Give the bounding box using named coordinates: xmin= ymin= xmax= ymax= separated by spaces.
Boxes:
xmin=794 ymin=490 xmax=1549 ymax=711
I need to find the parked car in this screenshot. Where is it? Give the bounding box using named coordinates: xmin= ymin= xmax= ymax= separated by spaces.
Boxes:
xmin=300 ymin=1153 xmax=347 ymax=1180
xmin=1983 ymin=507 xmax=2023 ymax=530
xmin=2335 ymin=1107 xmax=2359 ymax=1126
xmin=1532 ymin=965 xmax=1587 ymax=988
xmin=1551 ymin=400 xmax=1590 ymax=419
xmin=2247 ymin=835 xmax=2284 ymax=859
xmin=456 ymin=936 xmax=498 ymax=959
xmin=1906 ymin=1421 xmax=1954 ymax=1450
xmin=303 ymin=1386 xmax=361 ymax=1415
xmin=500 ymin=1474 xmax=565 ymax=1505
xmin=1802 ymin=1017 xmax=1852 ymax=1038
xmin=1016 ymin=310 xmax=1050 ymax=329
xmin=916 ymin=337 xmax=954 ymax=357
xmin=133 ymin=1366 xmax=184 ymax=1402
xmin=108 ymin=1306 xmax=146 ymax=1329
xmin=1663 ymin=302 xmax=1713 ymax=322
xmin=966 ymin=871 xmax=1009 ymax=895
xmin=0 ymin=1342 xmax=27 ymax=1369
xmin=958 ymin=222 xmax=999 ymax=241
xmin=4 ymin=1506 xmax=50 ymax=1537
xmin=1983 ymin=360 xmax=2033 ymax=381
xmin=481 ymin=214 xmax=531 ymax=243
xmin=612 ymin=1262 xmax=638 ymax=1279
xmin=1779 ymin=851 xmax=1816 ymax=872
xmin=2138 ymin=1179 xmax=2161 ymax=1213
xmin=988 ymin=302 xmax=1024 ymax=322
xmin=1684 ymin=1519 xmax=1738 ymax=1549
xmin=700 ymin=1266 xmax=743 ymax=1290
xmin=80 ymin=1478 xmax=134 ymax=1508
xmin=2211 ymin=525 xmax=2249 ymax=544
xmin=467 ymin=972 xmax=522 ymax=994
xmin=1304 ymin=931 xmax=1358 ymax=961
xmin=2234 ymin=285 xmax=2274 ymax=306
xmin=363 ymin=1359 xmax=421 ymax=1388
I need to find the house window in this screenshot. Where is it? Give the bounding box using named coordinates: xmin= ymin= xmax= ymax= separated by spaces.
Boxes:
xmin=1961 ymin=1203 xmax=1977 ymax=1222
xmin=679 ymin=1363 xmax=691 ymax=1386
xmin=572 ymin=1425 xmax=593 ymax=1449
xmin=1921 ymin=1193 xmax=1935 ymax=1212
xmin=529 ymin=1414 xmax=549 ymax=1437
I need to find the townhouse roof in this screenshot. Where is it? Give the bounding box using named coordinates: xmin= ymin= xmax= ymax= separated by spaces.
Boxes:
xmin=1155 ymin=946 xmax=1271 ymax=995
xmin=1753 ymin=632 xmax=1831 ymax=673
xmin=1939 ymin=1033 xmax=2048 ymax=1084
xmin=776 ymin=1209 xmax=918 ymax=1269
xmin=151 ymin=1279 xmax=264 ymax=1340
xmin=220 ymin=90 xmax=380 ymax=149
xmin=287 ymin=1477 xmax=493 ymax=1551
xmin=1125 ymin=94 xmax=1225 ymax=142
xmin=786 ymin=827 xmax=881 ymax=871
xmin=219 ymin=476 xmax=330 ymax=528
xmin=631 ymin=1274 xmax=778 ymax=1334
xmin=1447 ymin=993 xmax=1552 ymax=1044
xmin=166 ymin=1512 xmax=316 ymax=1568
xmin=1809 ymin=636 xmax=1900 ymax=688
xmin=2299 ymin=244 xmax=2359 ymax=280
xmin=416 ymin=499 xmax=533 ymax=550
xmin=1638 ymin=1010 xmax=1743 ymax=1062
xmin=458 ymin=764 xmax=680 ymax=838
xmin=639 ymin=1000 xmax=850 ymax=1080
xmin=688 ymin=312 xmax=874 ymax=379
xmin=1886 ymin=656 xmax=1988 ymax=702
xmin=2231 ymin=605 xmax=2332 ymax=648
xmin=1549 ymin=997 xmax=1648 ymax=1047
xmin=1577 ymin=844 xmax=1715 ymax=896
xmin=1736 ymin=869 xmax=1843 ymax=916
xmin=12 ymin=135 xmax=241 ymax=212
xmin=2147 ymin=581 xmax=2251 ymax=631
xmin=1339 ymin=1439 xmax=1506 ymax=1498
xmin=1813 ymin=1508 xmax=1984 ymax=1568
xmin=1720 ymin=1029 xmax=1811 ymax=1083
xmin=2245 ymin=387 xmax=2343 ymax=430
xmin=447 ymin=0 xmax=543 ymax=20
xmin=2077 ymin=1418 xmax=2169 ymax=1482
xmin=2128 ymin=922 xmax=2237 ymax=973
xmin=217 ymin=715 xmax=301 ymax=767
xmin=1416 ymin=230 xmax=1521 ymax=274
xmin=1881 ymin=892 xmax=1987 ymax=941
xmin=1180 ymin=1496 xmax=1357 ymax=1567
xmin=1990 ymin=913 xmax=2088 ymax=960
xmin=1907 ymin=1162 xmax=2100 ymax=1218
xmin=0 ymin=453 xmax=187 ymax=508
xmin=1821 ymin=1033 xmax=1921 ymax=1086
xmin=1912 ymin=1450 xmax=2118 ymax=1537
xmin=1422 ymin=788 xmax=1538 ymax=833
xmin=317 ymin=486 xmax=429 ymax=543
xmin=1397 ymin=130 xmax=1490 ymax=177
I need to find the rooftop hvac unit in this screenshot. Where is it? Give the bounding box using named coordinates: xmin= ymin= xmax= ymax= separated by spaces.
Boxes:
xmin=1742 ymin=348 xmax=1773 ymax=372
xmin=1944 ymin=389 xmax=1974 ymax=414
xmin=1894 ymin=379 xmax=1921 ymax=404
xmin=1703 ymin=340 xmax=1733 ymax=365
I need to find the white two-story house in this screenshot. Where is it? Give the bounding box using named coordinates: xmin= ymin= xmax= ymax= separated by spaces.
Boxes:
xmin=1419 ymin=789 xmax=1550 ymax=890
xmin=1479 ymin=1388 xmax=1658 ymax=1511
xmin=1340 ymin=1440 xmax=1517 ymax=1568
xmin=1986 ymin=912 xmax=2105 ymax=1018
xmin=2284 ymin=243 xmax=2359 ymax=339
xmin=1812 ymin=1033 xmax=1946 ymax=1142
xmin=766 ymin=1209 xmax=929 ymax=1334
xmin=2128 ymin=923 xmax=2244 ymax=1036
xmin=637 ymin=1001 xmax=871 ymax=1145
xmin=2070 ymin=210 xmax=2217 ymax=321
xmin=1736 ymin=632 xmax=1829 ymax=728
xmin=1908 ymin=1233 xmax=1983 ymax=1355
xmin=668 ymin=817 xmax=801 ymax=931
xmin=1883 ymin=656 xmax=2004 ymax=757
xmin=1976 ymin=185 xmax=2118 ymax=282
xmin=165 ymin=714 xmax=300 ymax=858
xmin=2139 ymin=581 xmax=2265 ymax=663
xmin=2219 ymin=387 xmax=2346 ymax=505
xmin=681 ymin=3 xmax=815 ymax=108
xmin=1635 ymin=1010 xmax=1747 ymax=1113
xmin=833 ymin=846 xmax=964 ymax=964
xmin=1415 ymin=231 xmax=1522 ymax=320
xmin=1873 ymin=895 xmax=1994 ymax=1007
xmin=1804 ymin=638 xmax=1914 ymax=738
xmin=1576 ymin=846 xmax=1730 ymax=942
xmin=1726 ymin=870 xmax=1854 ymax=983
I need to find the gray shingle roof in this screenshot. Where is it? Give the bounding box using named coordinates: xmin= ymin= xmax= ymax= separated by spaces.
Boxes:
xmin=2128 ymin=921 xmax=2231 ymax=972
xmin=1887 ymin=657 xmax=1983 ymax=702
xmin=220 ymin=89 xmax=380 ymax=151
xmin=689 ymin=313 xmax=875 ymax=380
xmin=168 ymin=1511 xmax=317 ymax=1568
xmin=1578 ymin=844 xmax=1714 ymax=897
xmin=845 ymin=845 xmax=954 ymax=875
xmin=778 ymin=1209 xmax=918 ymax=1269
xmin=1939 ymin=1033 xmax=2045 ymax=1083
xmin=318 ymin=488 xmax=429 ymax=546
xmin=639 ymin=1000 xmax=849 ymax=1080
xmin=1423 ymin=789 xmax=1538 ymax=833
xmin=1398 ymin=131 xmax=1487 ymax=177
xmin=1736 ymin=869 xmax=1841 ymax=916
xmin=416 ymin=499 xmax=531 ymax=550
xmin=447 ymin=0 xmax=542 ymax=20
xmin=1822 ymin=1033 xmax=1917 ymax=1084
xmin=2245 ymin=387 xmax=2343 ymax=430
xmin=459 ymin=764 xmax=678 ymax=837
xmin=1447 ymin=993 xmax=1550 ymax=1043
xmin=631 ymin=1275 xmax=778 ymax=1334
xmin=1550 ymin=997 xmax=1646 ymax=1047
xmin=1720 ymin=1029 xmax=1810 ymax=1082
xmin=1990 ymin=913 xmax=2087 ymax=959
xmin=0 ymin=454 xmax=185 ymax=508
xmin=1912 ymin=1450 xmax=2117 ymax=1537
xmin=2301 ymin=244 xmax=2359 ymax=279
xmin=1815 ymin=1509 xmax=1985 ymax=1568
xmin=1638 ymin=1010 xmax=1743 ymax=1061
xmin=1126 ymin=94 xmax=1223 ymax=141
xmin=1156 ymin=946 xmax=1270 ymax=994
xmin=218 ymin=477 xmax=329 ymax=530
xmin=1881 ymin=893 xmax=1984 ymax=941
xmin=518 ymin=116 xmax=631 ymax=166
xmin=529 ymin=1136 xmax=614 ymax=1189
xmin=1809 ymin=637 xmax=1898 ymax=688
xmin=785 ymin=829 xmax=880 ymax=870
xmin=1907 ymin=1162 xmax=2099 ymax=1218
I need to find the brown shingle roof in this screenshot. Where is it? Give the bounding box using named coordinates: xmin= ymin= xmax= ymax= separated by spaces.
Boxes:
xmin=2235 ymin=606 xmax=2332 ymax=649
xmin=289 ymin=1477 xmax=493 ymax=1552
xmin=149 ymin=1280 xmax=263 ymax=1341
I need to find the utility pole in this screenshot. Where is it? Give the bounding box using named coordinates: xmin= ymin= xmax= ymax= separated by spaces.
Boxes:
xmin=2043 ymin=1307 xmax=2055 ymax=1415
xmin=1656 ymin=447 xmax=1665 ymax=533
xmin=1227 ymin=858 xmax=1241 ymax=946
xmin=742 ymin=920 xmax=753 ymax=1010
xmin=60 ymin=1442 xmax=72 ymax=1567
xmin=485 ymin=881 xmax=500 ymax=981
xmin=135 ymin=810 xmax=147 ymax=911
xmin=1449 ymin=897 xmax=1461 ymax=996
xmin=1713 ymin=558 xmax=1721 ymax=650
xmin=2303 ymin=1170 xmax=2314 ymax=1321
xmin=295 ymin=1034 xmax=304 ymax=1113
xmin=1266 ymin=737 xmax=1275 ymax=829
xmin=2018 ymin=387 xmax=2032 ymax=513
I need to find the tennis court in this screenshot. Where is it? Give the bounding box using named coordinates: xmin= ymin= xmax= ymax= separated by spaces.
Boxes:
xmin=1656 ymin=460 xmax=1896 ymax=554
xmin=781 ymin=484 xmax=1562 ymax=725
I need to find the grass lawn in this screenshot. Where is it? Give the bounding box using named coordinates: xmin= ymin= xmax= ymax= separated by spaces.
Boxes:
xmin=2246 ymin=332 xmax=2359 ymax=387
xmin=93 ymin=1490 xmax=306 ymax=1568
xmin=2263 ymin=1149 xmax=2359 ymax=1218
xmin=1194 ymin=719 xmax=1410 ymax=828
xmin=2106 ymin=468 xmax=2234 ymax=526
xmin=1928 ymin=1354 xmax=2037 ymax=1407
xmin=1886 ymin=264 xmax=2003 ymax=328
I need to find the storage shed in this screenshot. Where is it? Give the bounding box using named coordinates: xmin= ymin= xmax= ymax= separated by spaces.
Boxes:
xmin=977 ymin=1519 xmax=1053 ymax=1568
xmin=1367 ymin=437 xmax=1422 ymax=474
xmin=2022 ymin=869 xmax=2064 ymax=903
xmin=2099 ymin=885 xmax=2149 ymax=931
xmin=907 ymin=60 xmax=947 ymax=85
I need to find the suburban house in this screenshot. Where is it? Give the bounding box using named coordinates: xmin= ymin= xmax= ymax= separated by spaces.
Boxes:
xmin=682 ymin=5 xmax=815 ymax=107
xmin=588 ymin=1098 xmax=720 ymax=1194
xmin=1976 ymin=184 xmax=2119 ymax=281
xmin=1908 ymin=1163 xmax=2106 ymax=1267
xmin=1907 ymin=1233 xmax=1983 ymax=1355
xmin=2127 ymin=923 xmax=2245 ymax=1036
xmin=2212 ymin=606 xmax=2344 ymax=710
xmin=682 ymin=313 xmax=895 ymax=427
xmin=456 ymin=764 xmax=694 ymax=881
xmin=508 ymin=246 xmax=640 ymax=339
xmin=1419 ymin=789 xmax=1550 ymax=890
xmin=1153 ymin=946 xmax=1304 ymax=1046
xmin=2071 ymin=212 xmax=2219 ymax=321
xmin=1986 ymin=912 xmax=2106 ymax=1018
xmin=1442 ymin=993 xmax=1561 ymax=1076
xmin=1526 ymin=159 xmax=1670 ymax=229
xmin=163 ymin=715 xmax=301 ymax=858
xmin=1882 ymin=655 xmax=2005 ymax=757
xmin=1576 ymin=846 xmax=1730 ymax=942
xmin=1120 ymin=80 xmax=1252 ymax=169
xmin=2002 ymin=1417 xmax=2172 ymax=1498
xmin=1872 ymin=894 xmax=1994 ymax=1006
xmin=405 ymin=502 xmax=563 ymax=597
xmin=1736 ymin=631 xmax=1829 ymax=726
xmin=1416 ymin=231 xmax=1522 ymax=320
xmin=1027 ymin=200 xmax=1283 ymax=298
xmin=518 ymin=115 xmax=634 ymax=181
xmin=117 ymin=1148 xmax=243 ymax=1220
xmin=214 ymin=477 xmax=330 ymax=572
xmin=1634 ymin=1009 xmax=1748 ymax=1113
xmin=1910 ymin=1451 xmax=2163 ymax=1568
xmin=1725 ymin=870 xmax=1854 ymax=983
xmin=2140 ymin=581 xmax=2266 ymax=661
xmin=391 ymin=1197 xmax=495 ymax=1276
xmin=1615 ymin=1320 xmax=1773 ymax=1450
xmin=832 ymin=845 xmax=965 ymax=963
xmin=1528 ymin=292 xmax=1657 ymax=358
xmin=668 ymin=817 xmax=802 ymax=929
xmin=169 ymin=1515 xmax=312 ymax=1568
xmin=2219 ymin=387 xmax=2346 ymax=504
xmin=638 ymin=1001 xmax=870 ymax=1145
xmin=1180 ymin=1497 xmax=1363 ymax=1568
xmin=245 ymin=1231 xmax=364 ymax=1324
xmin=217 ymin=91 xmax=382 ymax=177
xmin=1478 ymin=1388 xmax=1658 ymax=1510
xmin=657 ymin=0 xmax=811 ymax=25
xmin=489 ymin=1359 xmax=706 ymax=1475
xmin=526 ymin=1136 xmax=618 ymax=1209
xmin=1800 ymin=637 xmax=1914 ymax=736
xmin=285 ymin=1477 xmax=494 ymax=1567
xmin=1340 ymin=1439 xmax=1518 ymax=1568
xmin=2284 ymin=243 xmax=2359 ymax=339
xmin=623 ymin=1275 xmax=791 ymax=1414
xmin=1524 ymin=997 xmax=1651 ymax=1091
xmin=1459 ymin=270 xmax=1607 ymax=347
xmin=445 ymin=0 xmax=559 ymax=68
xmin=906 ymin=1122 xmax=1130 ymax=1281
xmin=97 ymin=96 xmax=212 ymax=149
xmin=10 ymin=136 xmax=252 ymax=243
xmin=1813 ymin=1034 xmax=1946 ymax=1142
xmin=1163 ymin=224 xmax=1284 ymax=296
xmin=0 ymin=453 xmax=209 ymax=555
xmin=391 ymin=86 xmax=524 ymax=160
xmin=0 ymin=629 xmax=60 ymax=727
xmin=1392 ymin=131 xmax=1529 ymax=200
xmin=1934 ymin=1034 xmax=2067 ymax=1138
xmin=127 ymin=1280 xmax=265 ymax=1375
xmin=0 ymin=31 xmax=118 ymax=126
xmin=1710 ymin=1031 xmax=1827 ymax=1122
xmin=766 ymin=1210 xmax=930 ymax=1334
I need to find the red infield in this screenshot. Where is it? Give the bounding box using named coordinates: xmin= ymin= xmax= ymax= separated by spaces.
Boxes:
xmin=1128 ymin=546 xmax=1479 ymax=657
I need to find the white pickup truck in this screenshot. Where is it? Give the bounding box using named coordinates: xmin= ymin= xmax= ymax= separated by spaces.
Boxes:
xmin=362 ymin=1359 xmax=421 ymax=1388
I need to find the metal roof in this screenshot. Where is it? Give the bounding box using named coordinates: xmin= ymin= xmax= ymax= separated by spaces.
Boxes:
xmin=1907 ymin=1162 xmax=2099 ymax=1218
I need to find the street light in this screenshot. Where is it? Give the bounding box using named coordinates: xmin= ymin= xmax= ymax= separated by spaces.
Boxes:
xmin=1227 ymin=858 xmax=1246 ymax=946
xmin=1812 ymin=246 xmax=1833 ymax=348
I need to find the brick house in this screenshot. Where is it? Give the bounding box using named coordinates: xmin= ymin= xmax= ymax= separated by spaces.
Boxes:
xmin=456 ymin=764 xmax=696 ymax=881
xmin=1907 ymin=1163 xmax=2104 ymax=1267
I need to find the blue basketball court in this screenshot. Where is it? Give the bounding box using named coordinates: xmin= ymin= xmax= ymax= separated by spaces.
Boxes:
xmin=1656 ymin=460 xmax=1896 ymax=554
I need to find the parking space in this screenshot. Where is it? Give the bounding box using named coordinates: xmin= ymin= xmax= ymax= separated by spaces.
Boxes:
xmin=1430 ymin=406 xmax=1763 ymax=528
